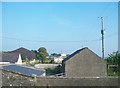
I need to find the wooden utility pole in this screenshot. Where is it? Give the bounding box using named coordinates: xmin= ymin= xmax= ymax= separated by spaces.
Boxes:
xmin=101 ymin=17 xmax=105 ymax=59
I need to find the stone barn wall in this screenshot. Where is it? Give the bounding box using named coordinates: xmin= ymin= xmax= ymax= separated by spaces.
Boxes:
xmin=1 ymin=70 xmax=118 ymax=87
xmin=63 ymin=48 xmax=107 ymax=77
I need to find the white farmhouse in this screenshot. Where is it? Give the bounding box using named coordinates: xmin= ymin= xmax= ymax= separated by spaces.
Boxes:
xmin=54 ymin=54 xmax=67 ymax=63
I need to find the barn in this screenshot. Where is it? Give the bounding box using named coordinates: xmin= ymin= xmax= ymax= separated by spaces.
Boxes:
xmin=1 ymin=47 xmax=36 ymax=63
xmin=62 ymin=47 xmax=107 ymax=78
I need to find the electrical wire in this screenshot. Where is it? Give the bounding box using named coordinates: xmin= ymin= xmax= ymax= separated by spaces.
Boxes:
xmin=1 ymin=36 xmax=101 ymax=43
xmin=0 ymin=32 xmax=117 ymax=44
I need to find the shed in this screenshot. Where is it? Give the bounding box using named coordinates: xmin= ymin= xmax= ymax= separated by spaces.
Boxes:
xmin=62 ymin=47 xmax=107 ymax=78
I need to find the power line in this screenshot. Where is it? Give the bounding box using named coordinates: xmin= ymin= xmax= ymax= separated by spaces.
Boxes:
xmin=1 ymin=33 xmax=116 ymax=44
xmin=0 ymin=36 xmax=31 ymax=42
xmin=1 ymin=3 xmax=117 ymax=45
xmin=1 ymin=36 xmax=101 ymax=43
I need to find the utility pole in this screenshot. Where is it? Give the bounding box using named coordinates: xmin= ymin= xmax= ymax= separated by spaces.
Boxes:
xmin=101 ymin=17 xmax=105 ymax=59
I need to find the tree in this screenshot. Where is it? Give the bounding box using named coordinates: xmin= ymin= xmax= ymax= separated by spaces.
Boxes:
xmin=106 ymin=51 xmax=120 ymax=65
xmin=38 ymin=47 xmax=48 ymax=63
xmin=105 ymin=51 xmax=120 ymax=76
xmin=31 ymin=50 xmax=38 ymax=55
xmin=31 ymin=50 xmax=38 ymax=58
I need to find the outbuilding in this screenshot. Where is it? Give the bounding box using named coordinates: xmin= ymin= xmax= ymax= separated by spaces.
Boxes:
xmin=62 ymin=47 xmax=107 ymax=78
xmin=1 ymin=47 xmax=36 ymax=63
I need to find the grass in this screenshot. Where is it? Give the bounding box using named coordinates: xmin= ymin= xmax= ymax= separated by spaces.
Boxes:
xmin=107 ymin=70 xmax=118 ymax=76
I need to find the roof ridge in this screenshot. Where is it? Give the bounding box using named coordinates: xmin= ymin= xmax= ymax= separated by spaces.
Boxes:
xmin=62 ymin=47 xmax=88 ymax=63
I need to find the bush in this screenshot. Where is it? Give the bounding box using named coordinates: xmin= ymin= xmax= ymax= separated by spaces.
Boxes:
xmin=107 ymin=70 xmax=118 ymax=76
xmin=45 ymin=65 xmax=62 ymax=76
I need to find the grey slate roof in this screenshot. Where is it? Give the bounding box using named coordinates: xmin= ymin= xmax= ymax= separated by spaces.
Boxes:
xmin=1 ymin=47 xmax=36 ymax=63
xmin=1 ymin=53 xmax=18 ymax=63
xmin=62 ymin=47 xmax=102 ymax=63
xmin=9 ymin=47 xmax=36 ymax=59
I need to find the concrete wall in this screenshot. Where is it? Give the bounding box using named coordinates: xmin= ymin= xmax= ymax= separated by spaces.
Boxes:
xmin=2 ymin=70 xmax=118 ymax=87
xmin=64 ymin=48 xmax=107 ymax=77
xmin=34 ymin=64 xmax=59 ymax=69
xmin=36 ymin=77 xmax=118 ymax=86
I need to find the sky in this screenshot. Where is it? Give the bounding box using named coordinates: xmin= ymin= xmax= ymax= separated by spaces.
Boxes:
xmin=1 ymin=2 xmax=118 ymax=57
